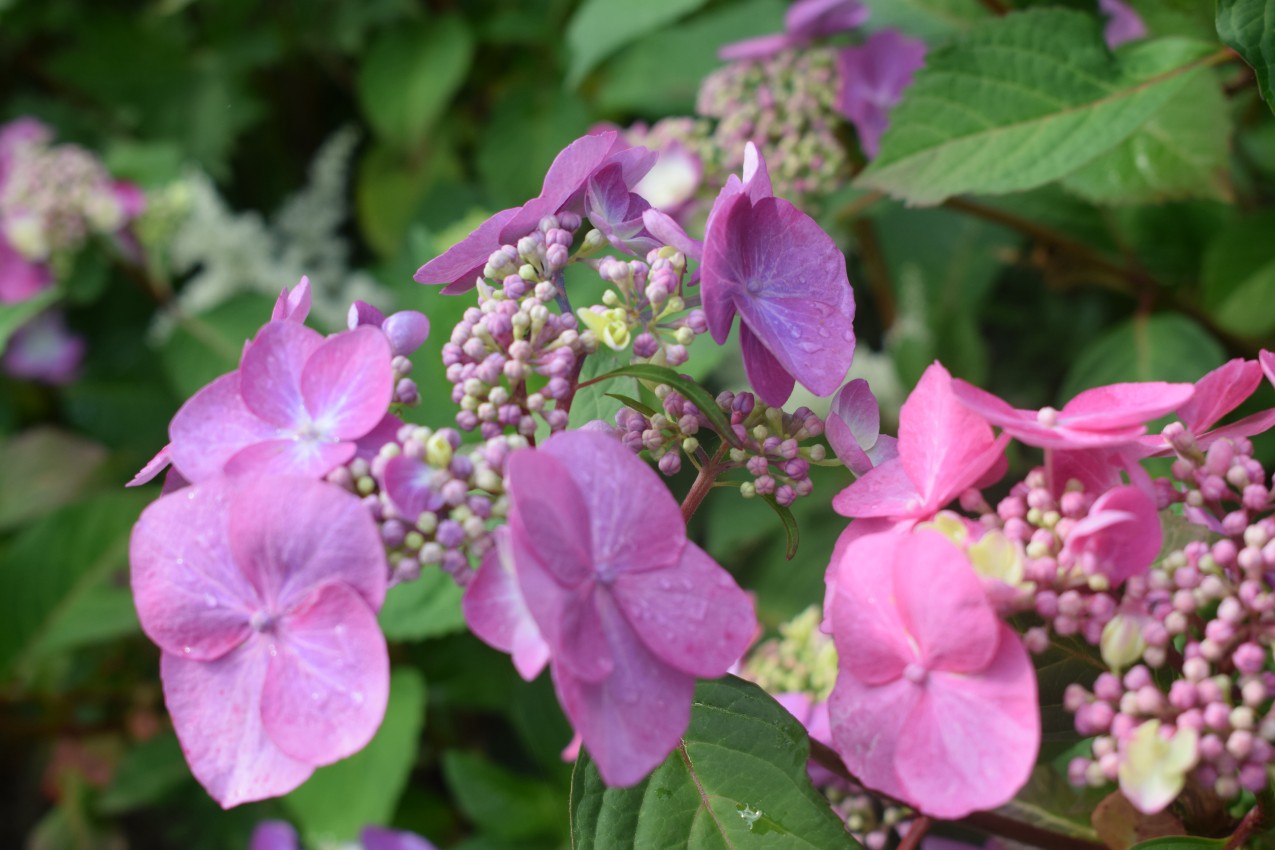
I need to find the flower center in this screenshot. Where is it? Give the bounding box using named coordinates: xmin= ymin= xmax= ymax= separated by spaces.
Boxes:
xmin=903 ymin=662 xmax=928 ymax=685
xmin=250 ymin=610 xmax=279 ymax=633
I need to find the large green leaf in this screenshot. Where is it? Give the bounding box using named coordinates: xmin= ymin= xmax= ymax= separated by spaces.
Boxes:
xmin=571 ymin=676 xmax=858 ymax=849
xmin=0 ymin=491 xmax=149 ymax=682
xmin=1217 ymin=0 xmax=1275 ymax=114
xmin=284 ymin=668 xmax=427 ymax=843
xmin=379 ymin=568 xmax=466 ymax=642
xmin=98 ymin=733 xmax=190 ymax=815
xmin=1060 ymin=313 xmax=1224 ymax=401
xmin=857 ymin=10 xmax=1220 ymax=204
xmin=1202 ymin=211 xmax=1275 ymax=338
xmin=0 ymin=428 xmax=108 ymax=532
xmin=565 ymin=0 xmax=709 ymax=87
xmin=357 ymin=16 xmax=474 ymax=152
xmin=442 ymin=751 xmax=566 ymax=843
xmin=1060 ymin=70 xmax=1232 ymax=205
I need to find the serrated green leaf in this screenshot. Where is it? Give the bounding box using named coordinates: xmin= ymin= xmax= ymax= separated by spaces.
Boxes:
xmin=571 ymin=676 xmax=858 ymax=849
xmin=0 ymin=491 xmax=149 ymax=682
xmin=284 ymin=668 xmax=426 ymax=844
xmin=1060 ymin=314 xmax=1225 ymax=401
xmin=0 ymin=428 xmax=108 ymax=532
xmin=1202 ymin=211 xmax=1275 ymax=338
xmin=358 ymin=16 xmax=473 ymax=151
xmin=857 ymin=10 xmax=1221 ymax=204
xmin=1217 ymin=0 xmax=1275 ymax=114
xmin=378 ymin=568 xmax=466 ymax=642
xmin=585 ymin=363 xmax=741 ymax=448
xmin=1061 ymin=71 xmax=1232 ymax=205
xmin=442 ymin=751 xmax=566 ymax=842
xmin=565 ymin=0 xmax=709 ymax=87
xmin=761 ymin=495 xmax=800 ymax=560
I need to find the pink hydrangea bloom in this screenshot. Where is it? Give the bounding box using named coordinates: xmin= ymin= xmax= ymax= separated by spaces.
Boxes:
xmin=826 ymin=378 xmax=898 ymax=476
xmin=952 ymin=378 xmax=1195 ymax=450
xmin=168 ymin=320 xmax=392 ymax=482
xmin=130 ymin=476 xmax=390 ymax=807
xmin=1059 ymin=484 xmax=1161 ymax=587
xmin=719 ymin=0 xmax=869 ymax=61
xmin=1137 ymin=358 xmax=1275 ymax=456
xmin=699 ymin=143 xmax=856 ymax=406
xmin=463 ymin=430 xmax=756 ymax=786
xmin=826 ymin=529 xmax=1039 ymax=818
xmin=0 ymin=236 xmax=52 ymax=303
xmin=836 ymin=30 xmax=927 ymax=158
xmin=834 ymin=362 xmax=1006 ymax=523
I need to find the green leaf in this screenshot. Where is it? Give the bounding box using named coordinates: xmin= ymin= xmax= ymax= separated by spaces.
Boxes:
xmin=859 ymin=0 xmax=989 ymax=40
xmin=0 ymin=428 xmax=108 ymax=532
xmin=1202 ymin=211 xmax=1275 ymax=338
xmin=1001 ymin=765 xmax=1106 ymax=842
xmin=284 ymin=668 xmax=427 ymax=844
xmin=571 ymin=676 xmax=858 ymax=849
xmin=587 ymin=363 xmax=741 ymax=448
xmin=25 ymin=583 xmax=139 ymax=661
xmin=1060 ymin=70 xmax=1232 ymax=205
xmin=0 ymin=285 xmax=60 ymax=352
xmin=568 ymin=346 xmax=629 ymax=430
xmin=358 ymin=16 xmax=473 ymax=152
xmin=857 ymin=10 xmax=1220 ymax=205
xmin=378 ymin=568 xmax=466 ymax=642
xmin=159 ymin=293 xmax=272 ymax=398
xmin=98 ymin=733 xmax=190 ymax=814
xmin=605 ymin=392 xmax=658 ymax=418
xmin=0 ymin=491 xmax=149 ymax=681
xmin=476 ymin=82 xmax=591 ymax=209
xmin=1060 ymin=314 xmax=1225 ymax=401
xmin=761 ymin=495 xmax=800 ymax=560
xmin=1129 ymin=838 xmax=1227 ymax=850
xmin=565 ymin=0 xmax=709 ymax=88
xmin=1217 ymin=0 xmax=1275 ymax=114
xmin=442 ymin=751 xmax=566 ymax=842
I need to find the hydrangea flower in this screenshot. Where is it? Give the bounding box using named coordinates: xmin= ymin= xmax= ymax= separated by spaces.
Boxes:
xmin=835 ymin=30 xmax=927 ymax=159
xmin=168 ymin=320 xmax=392 ymax=481
xmin=130 ymin=476 xmax=389 ymax=807
xmin=699 ymin=143 xmax=856 ymax=406
xmin=251 ymin=820 xmax=437 ymax=850
xmin=825 ymin=378 xmax=897 ymax=475
xmin=834 ymin=362 xmax=1006 ymax=523
xmin=462 ymin=430 xmax=756 ymax=786
xmin=1100 ymin=0 xmax=1147 ymax=49
xmin=1058 ymin=485 xmax=1161 ymax=587
xmin=1 ymin=309 xmax=84 ymax=384
xmin=825 ymin=528 xmax=1039 ymax=818
xmin=719 ymin=0 xmax=869 ymax=61
xmin=1138 ymin=357 xmax=1275 ymax=456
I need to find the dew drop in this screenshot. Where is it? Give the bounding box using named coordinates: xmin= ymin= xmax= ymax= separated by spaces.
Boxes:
xmin=182 ymin=646 xmax=193 ymax=655
xmin=203 ymin=593 xmax=218 ymax=608
xmin=310 ymin=691 xmax=322 ymax=702
xmin=351 ymin=691 xmax=365 ymax=705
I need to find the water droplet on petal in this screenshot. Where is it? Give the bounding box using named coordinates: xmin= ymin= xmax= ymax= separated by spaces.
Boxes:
xmin=182 ymin=646 xmax=193 ymax=655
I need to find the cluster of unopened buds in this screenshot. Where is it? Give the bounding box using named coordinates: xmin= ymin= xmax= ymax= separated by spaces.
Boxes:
xmin=582 ymin=247 xmax=704 ymax=367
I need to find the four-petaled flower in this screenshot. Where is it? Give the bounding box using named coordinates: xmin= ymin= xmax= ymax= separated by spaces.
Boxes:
xmin=130 ymin=476 xmax=390 ymax=807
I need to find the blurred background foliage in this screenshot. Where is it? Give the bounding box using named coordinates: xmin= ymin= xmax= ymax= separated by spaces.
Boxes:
xmin=1 ymin=0 xmax=1274 ymax=847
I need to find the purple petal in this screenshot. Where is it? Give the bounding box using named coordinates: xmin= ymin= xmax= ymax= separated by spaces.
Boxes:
xmin=300 ymin=326 xmax=393 ymax=440
xmin=355 ymin=413 xmax=404 ymax=462
xmin=128 ymin=443 xmax=173 ymax=487
xmin=827 ymin=414 xmax=874 ymax=476
xmin=1177 ymin=359 xmax=1262 ymax=435
xmin=240 ymin=322 xmax=325 ymax=428
xmin=383 ymin=455 xmax=447 ymax=520
xmin=498 ymin=132 xmax=622 ymax=243
xmin=381 ymin=310 xmax=430 ymax=357
xmin=836 ymin=31 xmax=926 ymax=158
xmin=506 ymin=446 xmax=595 ymax=587
xmin=552 ymin=590 xmax=693 ymax=788
xmin=462 ymin=529 xmax=550 ymax=681
xmin=641 ymin=209 xmax=703 ymax=261
xmin=1100 ymin=0 xmax=1147 ymax=48
xmin=868 ymin=434 xmax=899 ymax=468
xmin=130 ymin=478 xmax=258 ymax=659
xmin=262 ymin=581 xmax=389 ymax=765
xmin=169 ymin=372 xmax=280 ymax=483
xmin=347 ymin=299 xmax=386 ymax=330
xmin=414 ymin=207 xmax=520 ymax=291
xmin=223 ymin=438 xmax=356 ymax=480
xmin=740 ymin=321 xmax=797 ymax=407
xmin=0 ymin=237 xmax=53 ymax=304
xmin=557 ymin=584 xmax=616 ymax=682
xmin=827 ymin=379 xmax=883 ymax=474
xmin=1 ymin=309 xmax=84 ymax=383
xmin=829 ymin=530 xmax=912 ymax=684
xmin=271 ymin=277 xmax=312 ymax=323
xmin=161 ymin=645 xmax=313 ymax=808
xmin=740 ymin=142 xmax=773 ymax=202
xmin=718 ymin=32 xmax=796 ymax=62
xmin=1061 ymin=382 xmax=1196 ymax=431
xmin=227 ymin=476 xmax=387 ymax=613
xmin=785 ymin=0 xmax=869 ymax=40
xmin=613 ymin=541 xmax=755 ymax=677
xmin=360 ymin=826 xmax=439 ymax=850
xmin=250 ymin=822 xmax=300 ymax=850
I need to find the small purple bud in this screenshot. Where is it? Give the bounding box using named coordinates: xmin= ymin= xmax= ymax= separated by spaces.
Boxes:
xmin=658 ymin=453 xmax=682 ymax=476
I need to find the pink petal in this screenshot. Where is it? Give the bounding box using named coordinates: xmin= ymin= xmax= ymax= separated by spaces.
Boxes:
xmin=0 ymin=238 xmax=53 ymax=303
xmin=415 ymin=206 xmax=519 ymax=291
xmin=613 ymin=541 xmax=756 ymax=678
xmin=261 ymin=582 xmax=390 ymax=765
xmin=360 ymin=826 xmax=438 ymax=850
xmin=300 ymin=326 xmax=392 ymax=439
xmin=1046 ymin=448 xmax=1124 ymax=495
xmin=250 ymin=821 xmax=299 ymax=850
xmin=169 ymin=373 xmax=281 ymax=483
xmin=223 ymin=438 xmax=355 ymax=480
xmin=740 ymin=321 xmax=797 ymax=407
xmin=161 ymin=645 xmax=313 ymax=808
xmin=128 ymin=442 xmax=172 ymax=487
xmin=506 ymin=446 xmax=595 ymax=586
xmin=699 ymin=191 xmax=748 ymax=344
xmin=540 ymin=430 xmax=685 ymax=576
xmin=355 ymin=412 xmax=404 ymax=462
xmin=641 ymin=208 xmax=703 ymax=261
xmin=347 ymin=299 xmax=386 ymax=329
xmin=240 ymin=321 xmax=325 ymax=428
xmin=829 ymin=531 xmax=913 ymax=684
xmin=498 ymin=132 xmax=621 ymax=243
xmin=383 ymin=455 xmax=446 ymax=521
xmin=1199 ymin=408 xmax=1275 ymax=449
xmin=717 ymin=32 xmax=795 ymax=61
xmin=893 ymin=626 xmax=1039 ymax=819
xmin=827 ymin=414 xmax=873 ymax=475
xmin=892 ymin=531 xmax=998 ymax=674
xmin=552 ymin=591 xmax=693 ymax=788
xmin=953 ymin=379 xmax=1143 ymax=450
xmin=740 ymin=142 xmax=773 ymax=201
xmin=828 ymin=674 xmax=918 ymax=802
xmin=1060 ymin=382 xmax=1196 ymax=430
xmin=832 ymin=458 xmax=922 ymax=519
xmin=271 ymin=277 xmax=312 ymax=322
xmin=557 ymin=584 xmax=616 ymax=683
xmin=832 ymin=379 xmax=881 ymax=448
xmin=1061 ymin=485 xmax=1161 ymax=586
xmin=227 ymin=476 xmax=387 ymax=613
xmin=1261 ymin=350 xmax=1275 ymax=388
xmin=130 ymin=478 xmax=258 ymax=659
xmin=1178 ymin=359 xmax=1262 ymax=434
xmin=462 ymin=529 xmax=550 ymax=681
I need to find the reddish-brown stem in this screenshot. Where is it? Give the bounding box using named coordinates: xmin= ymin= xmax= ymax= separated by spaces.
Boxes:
xmin=681 ymin=444 xmax=728 ymax=523
xmin=1224 ymin=802 xmax=1267 ymax=850
xmin=898 ymin=817 xmax=932 ymax=850
xmin=976 ymin=0 xmax=1009 ymax=14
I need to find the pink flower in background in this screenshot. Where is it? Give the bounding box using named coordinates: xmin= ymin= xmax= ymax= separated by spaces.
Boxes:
xmin=834 ymin=362 xmax=1006 ymax=523
xmin=465 ymin=430 xmax=756 ymax=786
xmin=130 ymin=476 xmax=389 ymax=807
xmin=168 ymin=320 xmax=392 ymax=482
xmin=1 ymin=309 xmax=84 ymax=384
xmin=836 ymin=30 xmax=927 ymax=158
xmin=719 ymin=0 xmax=869 ymax=61
xmin=699 ymin=143 xmax=856 ymax=406
xmin=826 ymin=529 xmax=1039 ymax=818
xmin=825 ymin=378 xmax=898 ymax=475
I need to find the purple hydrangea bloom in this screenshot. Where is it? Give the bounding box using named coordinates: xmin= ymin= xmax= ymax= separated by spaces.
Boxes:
xmin=0 ymin=233 xmax=52 ymax=304
xmin=463 ymin=430 xmax=756 ymax=786
xmin=719 ymin=0 xmax=869 ymax=61
xmin=700 ymin=144 xmax=856 ymax=406
xmin=168 ymin=321 xmax=393 ymax=482
xmin=835 ymin=30 xmax=927 ymax=159
xmin=1100 ymin=0 xmax=1147 ymax=48
xmin=1 ymin=309 xmax=84 ymax=384
xmin=825 ymin=378 xmax=897 ymax=475
xmin=130 ymin=476 xmax=389 ymax=807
